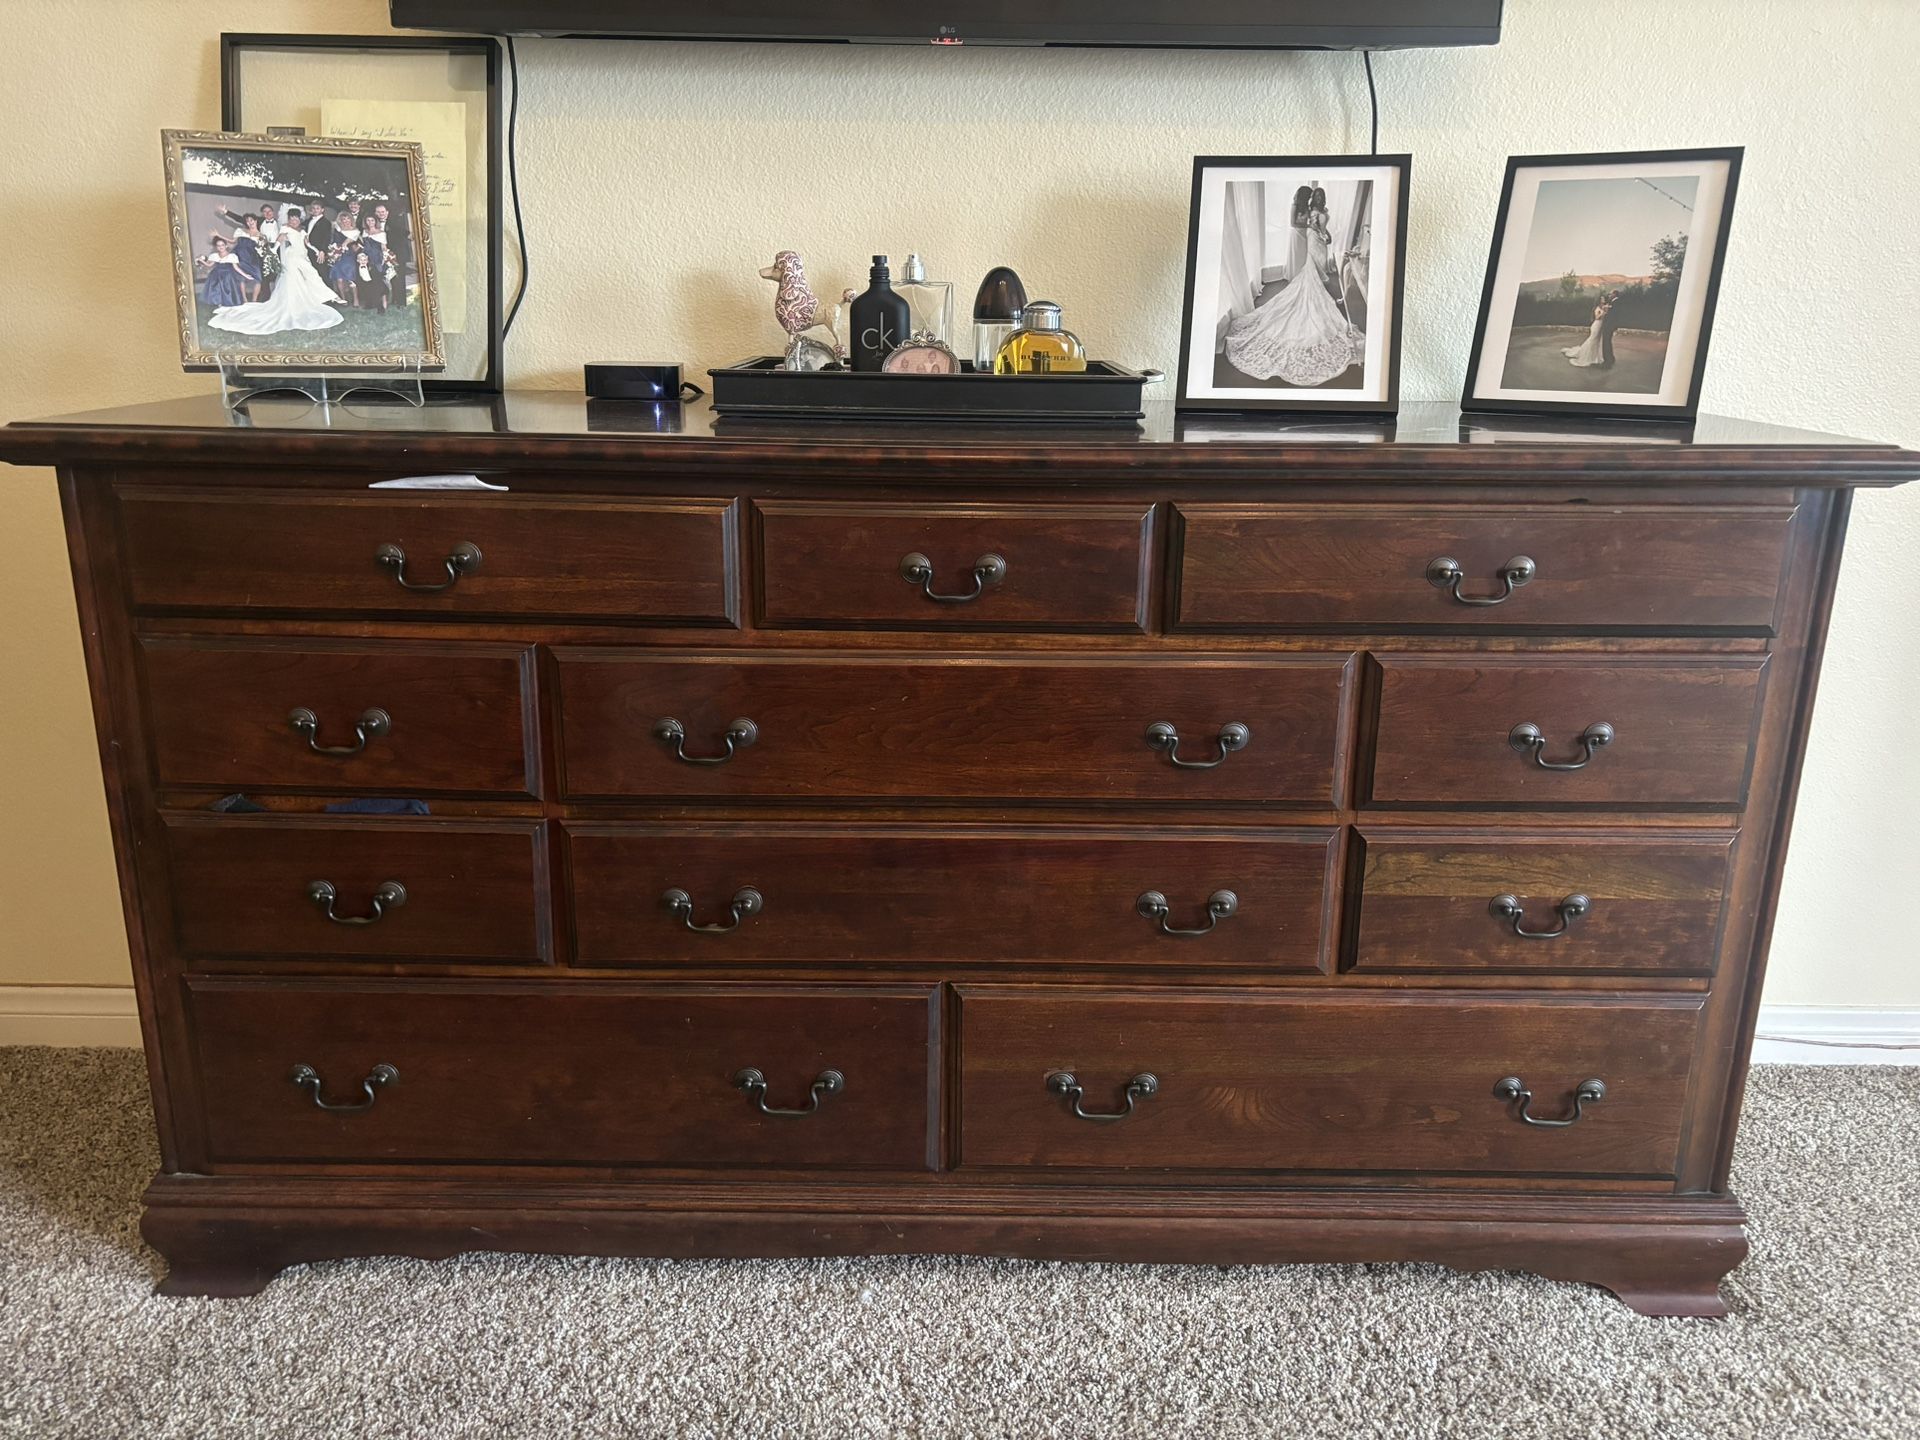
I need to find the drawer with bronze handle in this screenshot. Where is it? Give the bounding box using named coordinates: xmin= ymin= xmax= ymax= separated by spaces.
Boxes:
xmin=116 ymin=489 xmax=738 ymax=623
xmin=1350 ymin=829 xmax=1736 ymax=976
xmin=555 ymin=651 xmax=1351 ymax=803
xmin=565 ymin=823 xmax=1337 ymax=970
xmin=183 ymin=979 xmax=937 ymax=1168
xmin=956 ymin=987 xmax=1703 ymax=1177
xmin=160 ymin=814 xmax=546 ymax=964
xmin=1172 ymin=503 xmax=1797 ymax=632
xmin=140 ymin=637 xmax=537 ymax=796
xmin=1365 ymin=654 xmax=1768 ymax=808
xmin=754 ymin=501 xmax=1154 ymax=631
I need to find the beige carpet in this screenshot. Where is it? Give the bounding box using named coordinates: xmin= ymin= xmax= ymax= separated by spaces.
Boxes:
xmin=1 ymin=1049 xmax=1916 ymax=1439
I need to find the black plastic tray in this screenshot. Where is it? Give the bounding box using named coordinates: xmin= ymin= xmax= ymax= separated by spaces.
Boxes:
xmin=708 ymin=357 xmax=1162 ymax=423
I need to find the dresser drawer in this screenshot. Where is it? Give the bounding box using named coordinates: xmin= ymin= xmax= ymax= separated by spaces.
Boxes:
xmin=162 ymin=815 xmax=546 ymax=964
xmin=141 ymin=637 xmax=536 ymax=797
xmin=957 ymin=988 xmax=1702 ymax=1177
xmin=184 ymin=980 xmax=936 ymax=1169
xmin=756 ymin=501 xmax=1153 ymax=631
xmin=118 ymin=490 xmax=737 ymax=623
xmin=556 ymin=651 xmax=1350 ymax=803
xmin=1174 ymin=504 xmax=1795 ymax=632
xmin=567 ymin=824 xmax=1336 ymax=971
xmin=1351 ymin=829 xmax=1735 ymax=976
xmin=1366 ymin=655 xmax=1767 ymax=808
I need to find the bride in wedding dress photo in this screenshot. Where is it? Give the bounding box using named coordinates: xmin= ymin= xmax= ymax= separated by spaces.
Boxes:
xmin=1222 ymin=199 xmax=1363 ymax=387
xmin=206 ymin=205 xmax=344 ymax=337
xmin=167 ymin=131 xmax=442 ymax=369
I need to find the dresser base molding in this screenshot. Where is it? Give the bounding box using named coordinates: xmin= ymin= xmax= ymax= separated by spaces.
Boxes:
xmin=140 ymin=1176 xmax=1749 ymax=1316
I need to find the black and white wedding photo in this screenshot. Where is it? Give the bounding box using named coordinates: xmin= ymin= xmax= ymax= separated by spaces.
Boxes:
xmin=163 ymin=130 xmax=442 ymax=369
xmin=1177 ymin=155 xmax=1409 ymax=415
xmin=1464 ymin=148 xmax=1741 ymax=419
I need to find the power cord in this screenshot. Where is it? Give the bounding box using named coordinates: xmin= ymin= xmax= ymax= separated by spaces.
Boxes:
xmin=504 ymin=35 xmax=530 ymax=338
xmin=1362 ymin=49 xmax=1379 ymax=155
xmin=1754 ymin=1034 xmax=1920 ymax=1052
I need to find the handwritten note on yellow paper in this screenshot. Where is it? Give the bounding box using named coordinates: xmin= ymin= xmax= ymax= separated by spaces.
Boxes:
xmin=322 ymin=98 xmax=469 ymax=332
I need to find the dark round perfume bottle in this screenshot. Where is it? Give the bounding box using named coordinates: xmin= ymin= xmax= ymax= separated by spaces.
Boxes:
xmin=849 ymin=255 xmax=912 ymax=372
xmin=973 ymin=266 xmax=1029 ymax=372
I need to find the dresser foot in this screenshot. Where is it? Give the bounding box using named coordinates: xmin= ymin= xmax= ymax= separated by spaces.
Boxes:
xmin=1510 ymin=1217 xmax=1748 ymax=1317
xmin=154 ymin=1261 xmax=280 ymax=1299
xmin=142 ymin=1198 xmax=289 ymax=1297
xmin=1597 ymin=1281 xmax=1731 ymax=1318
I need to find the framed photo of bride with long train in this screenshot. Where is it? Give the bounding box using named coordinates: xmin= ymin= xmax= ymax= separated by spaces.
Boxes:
xmin=1176 ymin=154 xmax=1411 ymax=417
xmin=1461 ymin=147 xmax=1743 ymax=421
xmin=162 ymin=129 xmax=443 ymax=371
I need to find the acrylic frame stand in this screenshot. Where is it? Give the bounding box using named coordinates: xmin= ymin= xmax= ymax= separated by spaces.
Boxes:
xmin=215 ymin=353 xmax=426 ymax=411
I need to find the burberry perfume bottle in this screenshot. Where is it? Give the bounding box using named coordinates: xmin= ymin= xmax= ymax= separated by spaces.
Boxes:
xmin=898 ymin=254 xmax=955 ymax=347
xmin=848 ymin=255 xmax=911 ymax=372
xmin=993 ymin=300 xmax=1087 ymax=374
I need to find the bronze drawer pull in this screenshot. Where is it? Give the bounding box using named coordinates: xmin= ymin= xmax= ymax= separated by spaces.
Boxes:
xmin=652 ymin=716 xmax=758 ymax=765
xmin=732 ymin=1067 xmax=843 ymax=1117
xmin=663 ymin=886 xmax=764 ymax=934
xmin=1490 ymin=892 xmax=1591 ymax=939
xmin=1136 ymin=889 xmax=1238 ymax=937
xmin=899 ymin=551 xmax=1007 ymax=604
xmin=307 ymin=879 xmax=407 ymax=925
xmin=374 ymin=540 xmax=483 ymax=592
xmin=1494 ymin=1075 xmax=1606 ymax=1128
xmin=1144 ymin=721 xmax=1250 ymax=769
xmin=1509 ymin=721 xmax=1614 ymax=771
xmin=1047 ymin=1070 xmax=1159 ymax=1122
xmin=1427 ymin=554 xmax=1536 ymax=606
xmin=289 ymin=1062 xmax=398 ymax=1113
xmin=287 ymin=706 xmax=391 ymax=757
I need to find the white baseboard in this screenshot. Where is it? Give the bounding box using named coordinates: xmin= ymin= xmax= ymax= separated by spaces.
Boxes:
xmin=0 ymin=985 xmax=142 ymax=1047
xmin=0 ymin=988 xmax=1914 ymax=1063
xmin=1752 ymin=1005 xmax=1920 ymax=1065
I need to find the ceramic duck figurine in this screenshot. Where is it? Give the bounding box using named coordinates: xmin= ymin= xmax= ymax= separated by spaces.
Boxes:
xmin=760 ymin=250 xmax=853 ymax=366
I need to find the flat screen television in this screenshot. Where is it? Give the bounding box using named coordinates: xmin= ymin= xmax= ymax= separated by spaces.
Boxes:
xmin=390 ymin=1 xmax=1503 ymax=50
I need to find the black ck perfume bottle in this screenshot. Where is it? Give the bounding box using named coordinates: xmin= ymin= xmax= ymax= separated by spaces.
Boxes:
xmin=849 ymin=255 xmax=911 ymax=371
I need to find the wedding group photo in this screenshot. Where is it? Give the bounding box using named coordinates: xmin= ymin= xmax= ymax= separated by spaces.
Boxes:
xmin=1177 ymin=155 xmax=1410 ymax=415
xmin=163 ymin=130 xmax=441 ymax=368
xmin=1464 ymin=148 xmax=1741 ymax=418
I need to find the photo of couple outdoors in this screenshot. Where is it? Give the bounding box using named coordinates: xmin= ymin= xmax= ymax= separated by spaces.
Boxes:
xmin=177 ymin=141 xmax=431 ymax=360
xmin=1499 ymin=173 xmax=1697 ymax=394
xmin=1214 ymin=177 xmax=1374 ymax=390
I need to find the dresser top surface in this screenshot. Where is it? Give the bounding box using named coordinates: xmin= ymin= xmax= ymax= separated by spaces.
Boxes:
xmin=5 ymin=393 xmax=1914 ymax=486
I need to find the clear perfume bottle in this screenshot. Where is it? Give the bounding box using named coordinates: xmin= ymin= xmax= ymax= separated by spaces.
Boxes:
xmin=898 ymin=254 xmax=955 ymax=347
xmin=993 ymin=300 xmax=1087 ymax=375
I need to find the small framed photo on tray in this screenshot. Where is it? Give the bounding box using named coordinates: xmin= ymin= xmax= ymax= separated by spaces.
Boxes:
xmin=1461 ymin=147 xmax=1743 ymax=421
xmin=1176 ymin=153 xmax=1411 ymax=417
xmin=163 ymin=128 xmax=443 ymax=371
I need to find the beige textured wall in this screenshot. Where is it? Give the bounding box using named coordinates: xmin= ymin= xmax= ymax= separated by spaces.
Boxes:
xmin=1 ymin=0 xmax=1914 ymax=1004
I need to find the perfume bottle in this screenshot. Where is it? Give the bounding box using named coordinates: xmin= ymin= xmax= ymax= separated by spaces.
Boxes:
xmin=993 ymin=300 xmax=1087 ymax=375
xmin=973 ymin=266 xmax=1028 ymax=373
xmin=848 ymin=255 xmax=911 ymax=372
xmin=898 ymin=254 xmax=955 ymax=347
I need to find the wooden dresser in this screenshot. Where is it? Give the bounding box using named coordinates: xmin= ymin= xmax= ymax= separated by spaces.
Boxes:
xmin=6 ymin=395 xmax=1913 ymax=1315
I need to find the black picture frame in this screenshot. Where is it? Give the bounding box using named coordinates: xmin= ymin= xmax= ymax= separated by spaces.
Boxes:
xmin=1460 ymin=147 xmax=1743 ymax=423
xmin=1175 ymin=153 xmax=1411 ymax=419
xmin=220 ymin=32 xmax=504 ymax=396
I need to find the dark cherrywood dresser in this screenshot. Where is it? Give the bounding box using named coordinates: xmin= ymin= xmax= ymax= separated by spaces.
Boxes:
xmin=5 ymin=394 xmax=1914 ymax=1314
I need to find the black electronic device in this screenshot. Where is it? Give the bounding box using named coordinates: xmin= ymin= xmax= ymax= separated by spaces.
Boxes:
xmin=584 ymin=362 xmax=697 ymax=403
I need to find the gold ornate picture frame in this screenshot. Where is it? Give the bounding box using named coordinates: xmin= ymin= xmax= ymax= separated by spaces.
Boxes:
xmin=163 ymin=128 xmax=444 ymax=370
